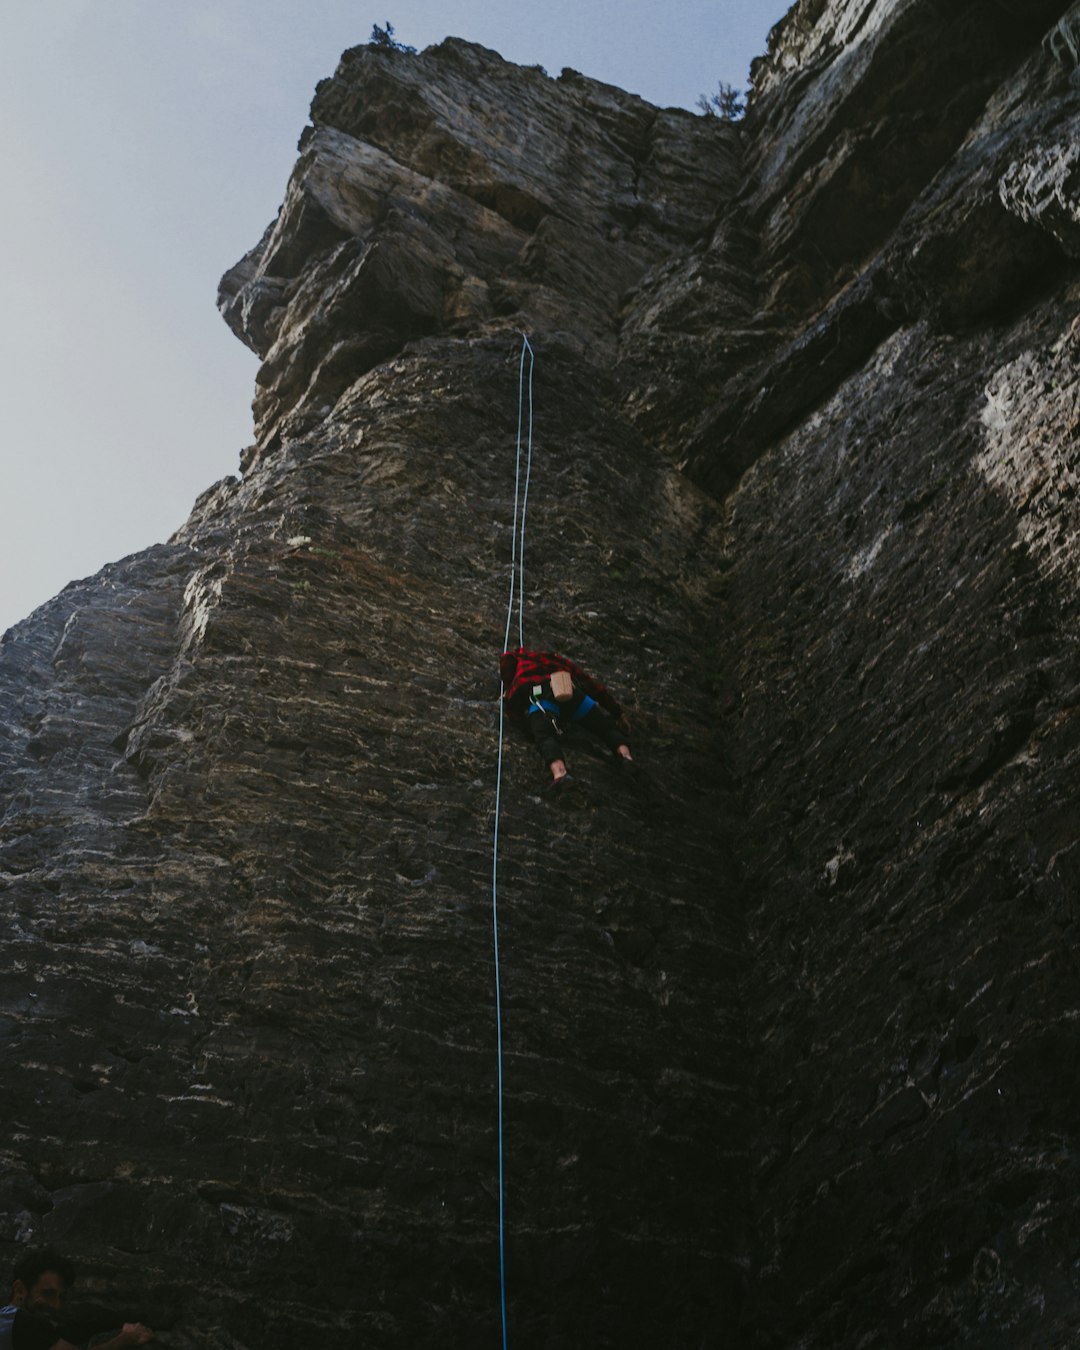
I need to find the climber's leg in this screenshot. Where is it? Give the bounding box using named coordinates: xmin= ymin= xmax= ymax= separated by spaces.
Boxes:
xmin=573 ymin=694 xmax=632 ymax=760
xmin=527 ymin=704 xmax=566 ymax=778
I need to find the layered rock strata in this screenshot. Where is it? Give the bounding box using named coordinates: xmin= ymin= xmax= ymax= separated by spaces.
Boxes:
xmin=1 ymin=40 xmax=747 ymax=1350
xmin=698 ymin=0 xmax=1080 ymax=1345
xmin=4 ymin=3 xmax=1080 ymax=1347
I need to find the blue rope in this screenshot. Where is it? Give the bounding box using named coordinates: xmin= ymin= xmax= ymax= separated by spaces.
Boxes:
xmin=502 ymin=336 xmax=535 ymax=652
xmin=492 ymin=694 xmax=510 ymax=1350
xmin=493 ymin=332 xmax=533 ymax=1349
xmin=517 ymin=338 xmax=534 ymax=649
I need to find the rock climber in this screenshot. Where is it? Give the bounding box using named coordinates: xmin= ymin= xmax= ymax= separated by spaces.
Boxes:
xmin=499 ymin=646 xmax=633 ymax=788
xmin=0 ymin=1249 xmax=153 ymax=1350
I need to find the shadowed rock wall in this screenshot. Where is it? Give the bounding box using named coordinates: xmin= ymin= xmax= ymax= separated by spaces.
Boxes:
xmin=695 ymin=0 xmax=1080 ymax=1345
xmin=4 ymin=4 xmax=1080 ymax=1347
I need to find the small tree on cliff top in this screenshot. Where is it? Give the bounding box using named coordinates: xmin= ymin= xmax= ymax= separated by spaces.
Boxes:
xmin=697 ymin=81 xmax=745 ymax=121
xmin=370 ymin=20 xmax=416 ymax=53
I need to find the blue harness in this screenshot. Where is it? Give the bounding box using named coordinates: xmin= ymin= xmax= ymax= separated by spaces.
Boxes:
xmin=527 ymin=686 xmax=596 ymax=721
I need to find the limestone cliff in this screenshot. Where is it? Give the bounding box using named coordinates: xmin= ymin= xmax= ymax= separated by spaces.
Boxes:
xmin=3 ymin=4 xmax=1080 ymax=1347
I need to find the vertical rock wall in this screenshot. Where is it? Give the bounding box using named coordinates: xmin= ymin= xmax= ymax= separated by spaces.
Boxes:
xmin=1 ymin=40 xmax=750 ymax=1349
xmin=691 ymin=0 xmax=1080 ymax=1344
xmin=5 ymin=4 xmax=1080 ymax=1346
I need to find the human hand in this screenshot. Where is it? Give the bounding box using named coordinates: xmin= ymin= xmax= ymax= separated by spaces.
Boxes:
xmin=119 ymin=1325 xmax=154 ymax=1346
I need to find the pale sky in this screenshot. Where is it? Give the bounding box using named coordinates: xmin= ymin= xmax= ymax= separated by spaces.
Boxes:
xmin=0 ymin=1 xmax=788 ymax=636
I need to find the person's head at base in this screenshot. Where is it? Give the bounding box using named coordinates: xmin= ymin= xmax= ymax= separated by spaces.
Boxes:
xmin=11 ymin=1248 xmax=75 ymax=1315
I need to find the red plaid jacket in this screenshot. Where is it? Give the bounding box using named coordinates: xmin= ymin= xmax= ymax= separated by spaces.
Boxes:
xmin=499 ymin=647 xmax=622 ymax=720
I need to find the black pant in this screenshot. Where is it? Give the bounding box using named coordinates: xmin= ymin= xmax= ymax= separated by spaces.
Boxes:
xmin=526 ymin=684 xmax=628 ymax=767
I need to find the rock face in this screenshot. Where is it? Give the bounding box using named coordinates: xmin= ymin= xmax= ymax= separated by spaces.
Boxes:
xmin=0 ymin=39 xmax=746 ymax=1350
xmin=706 ymin=0 xmax=1080 ymax=1345
xmin=3 ymin=5 xmax=1080 ymax=1346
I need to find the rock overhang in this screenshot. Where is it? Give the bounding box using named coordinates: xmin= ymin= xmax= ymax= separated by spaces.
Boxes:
xmin=217 ymin=38 xmax=742 ymax=450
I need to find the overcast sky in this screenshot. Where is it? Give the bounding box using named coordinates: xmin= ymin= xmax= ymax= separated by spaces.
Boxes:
xmin=0 ymin=1 xmax=788 ymax=636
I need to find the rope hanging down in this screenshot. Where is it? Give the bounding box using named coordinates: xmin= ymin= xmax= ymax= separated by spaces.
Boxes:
xmin=503 ymin=335 xmax=535 ymax=651
xmin=491 ymin=332 xmax=534 ymax=1350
